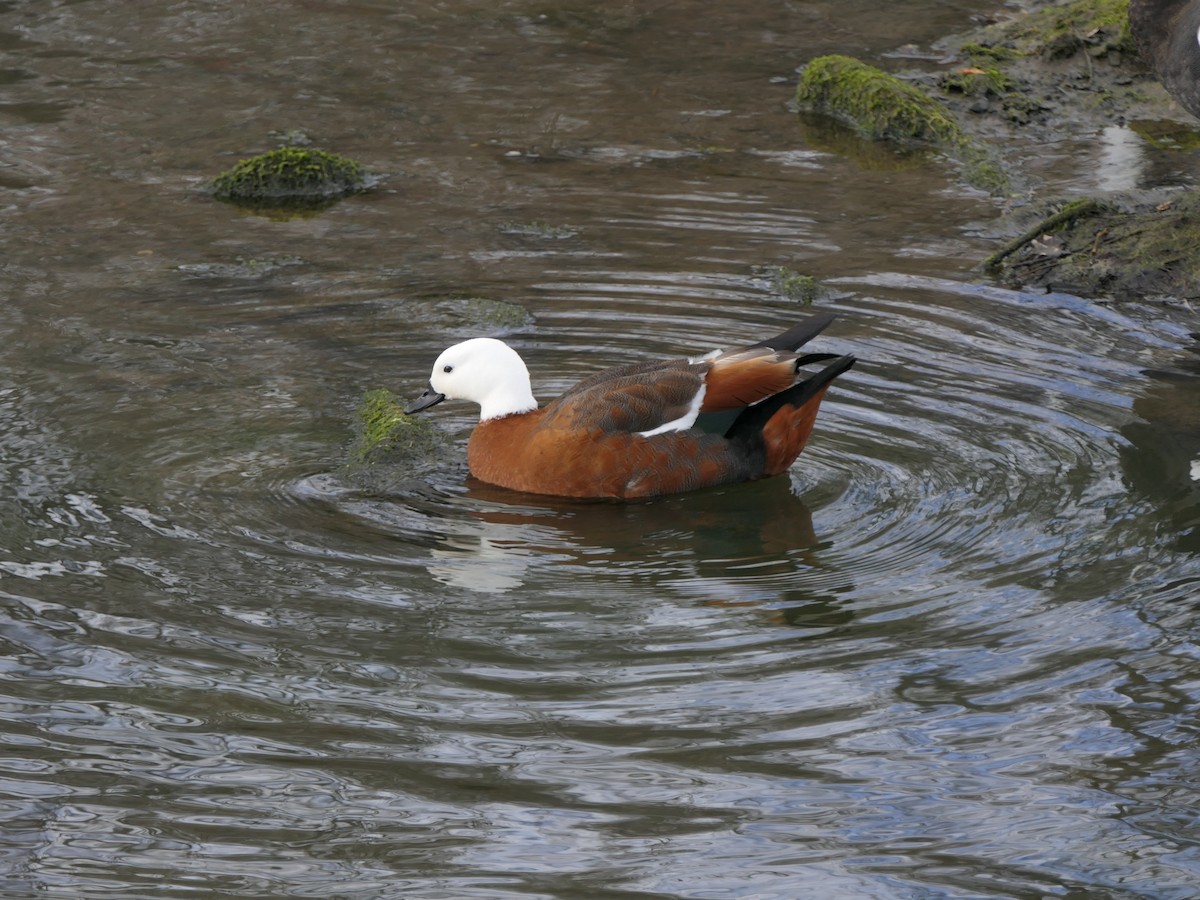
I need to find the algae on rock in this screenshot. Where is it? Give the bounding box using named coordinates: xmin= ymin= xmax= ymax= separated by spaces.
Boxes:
xmin=348 ymin=389 xmax=446 ymax=470
xmin=211 ymin=147 xmax=371 ymax=207
xmin=752 ymin=267 xmax=832 ymax=305
xmin=795 ymin=54 xmax=1009 ymax=195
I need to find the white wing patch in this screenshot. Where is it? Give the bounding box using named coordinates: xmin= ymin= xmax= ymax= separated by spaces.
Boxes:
xmin=637 ymin=384 xmax=706 ymax=437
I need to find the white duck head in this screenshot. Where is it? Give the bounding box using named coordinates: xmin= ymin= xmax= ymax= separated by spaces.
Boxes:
xmin=406 ymin=338 xmax=539 ymax=421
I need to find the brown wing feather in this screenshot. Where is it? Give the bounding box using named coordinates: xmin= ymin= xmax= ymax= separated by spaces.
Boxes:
xmin=701 ymin=351 xmax=798 ymax=412
xmin=544 ymin=364 xmax=708 ymax=434
xmin=559 ymin=358 xmax=689 ymax=398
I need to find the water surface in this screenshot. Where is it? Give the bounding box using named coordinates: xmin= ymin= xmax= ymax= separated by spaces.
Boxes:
xmin=2 ymin=2 xmax=1200 ymax=897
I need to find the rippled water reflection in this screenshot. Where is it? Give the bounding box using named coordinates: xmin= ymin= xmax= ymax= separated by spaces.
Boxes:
xmin=2 ymin=1 xmax=1200 ymax=897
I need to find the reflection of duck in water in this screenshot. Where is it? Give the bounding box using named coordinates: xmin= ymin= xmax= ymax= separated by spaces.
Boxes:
xmin=453 ymin=474 xmax=855 ymax=621
xmin=1131 ymin=0 xmax=1200 ymax=119
xmin=406 ymin=315 xmax=854 ymax=499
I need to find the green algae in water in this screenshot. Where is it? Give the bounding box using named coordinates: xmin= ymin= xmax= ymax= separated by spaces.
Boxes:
xmin=211 ymin=147 xmax=370 ymax=205
xmin=350 ymin=389 xmax=444 ymax=467
xmin=402 ymin=295 xmax=534 ymax=336
xmin=764 ymin=267 xmax=825 ymax=305
xmin=1130 ymin=119 xmax=1200 ymax=152
xmin=795 ymin=55 xmax=1008 ymax=195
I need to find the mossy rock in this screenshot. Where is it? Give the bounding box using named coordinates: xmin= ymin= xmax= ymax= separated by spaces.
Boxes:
xmin=795 ymin=54 xmax=1008 ymax=195
xmin=984 ymin=190 xmax=1200 ymax=300
xmin=211 ymin=147 xmax=371 ymax=206
xmin=797 ymin=54 xmax=966 ymax=145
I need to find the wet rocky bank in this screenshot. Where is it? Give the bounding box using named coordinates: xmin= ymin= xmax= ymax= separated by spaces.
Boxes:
xmin=795 ymin=0 xmax=1200 ymax=304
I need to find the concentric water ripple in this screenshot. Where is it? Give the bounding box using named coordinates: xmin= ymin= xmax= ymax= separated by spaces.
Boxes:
xmin=276 ymin=270 xmax=1200 ymax=896
xmin=7 ymin=235 xmax=1200 ymax=900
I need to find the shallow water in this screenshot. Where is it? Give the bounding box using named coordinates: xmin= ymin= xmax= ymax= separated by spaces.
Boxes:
xmin=3 ymin=1 xmax=1200 ymax=897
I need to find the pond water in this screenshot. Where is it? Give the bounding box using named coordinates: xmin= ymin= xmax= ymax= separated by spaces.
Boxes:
xmin=3 ymin=1 xmax=1200 ymax=897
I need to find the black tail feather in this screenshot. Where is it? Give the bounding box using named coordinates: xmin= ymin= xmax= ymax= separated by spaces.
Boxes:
xmin=745 ymin=313 xmax=838 ymax=353
xmin=793 ymin=351 xmax=843 ymax=369
xmin=726 ymin=354 xmax=856 ymax=444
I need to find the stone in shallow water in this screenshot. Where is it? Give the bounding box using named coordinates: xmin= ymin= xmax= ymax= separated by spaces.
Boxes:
xmin=210 ymin=147 xmax=372 ymax=207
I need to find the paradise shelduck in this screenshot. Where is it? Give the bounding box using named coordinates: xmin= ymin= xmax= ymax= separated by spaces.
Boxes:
xmin=1131 ymin=0 xmax=1200 ymax=120
xmin=405 ymin=314 xmax=855 ymax=499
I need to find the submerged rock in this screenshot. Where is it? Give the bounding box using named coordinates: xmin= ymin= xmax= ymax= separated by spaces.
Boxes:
xmin=401 ymin=296 xmax=534 ymax=337
xmin=210 ymin=147 xmax=372 ymax=208
xmin=353 ymin=390 xmax=442 ymax=462
xmin=342 ymin=388 xmax=449 ymax=492
xmin=750 ymin=266 xmax=843 ymax=305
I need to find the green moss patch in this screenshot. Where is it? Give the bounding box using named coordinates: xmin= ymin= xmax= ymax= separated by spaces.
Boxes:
xmin=971 ymin=0 xmax=1132 ymax=60
xmin=750 ymin=266 xmax=836 ymax=305
xmin=350 ymin=389 xmax=442 ymax=464
xmin=341 ymin=388 xmax=451 ymax=493
xmin=211 ymin=147 xmax=371 ymax=206
xmin=941 ymin=66 xmax=1014 ymax=98
xmin=795 ymin=54 xmax=1008 ymax=194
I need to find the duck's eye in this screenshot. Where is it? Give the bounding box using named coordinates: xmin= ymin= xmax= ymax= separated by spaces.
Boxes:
xmin=443 ymin=364 xmax=453 ymax=373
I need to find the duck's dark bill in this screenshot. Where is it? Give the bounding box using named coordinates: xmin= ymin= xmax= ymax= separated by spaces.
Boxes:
xmin=404 ymin=383 xmax=446 ymax=414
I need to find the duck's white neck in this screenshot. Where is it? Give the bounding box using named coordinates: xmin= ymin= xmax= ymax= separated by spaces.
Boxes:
xmin=479 ymin=383 xmax=538 ymax=421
